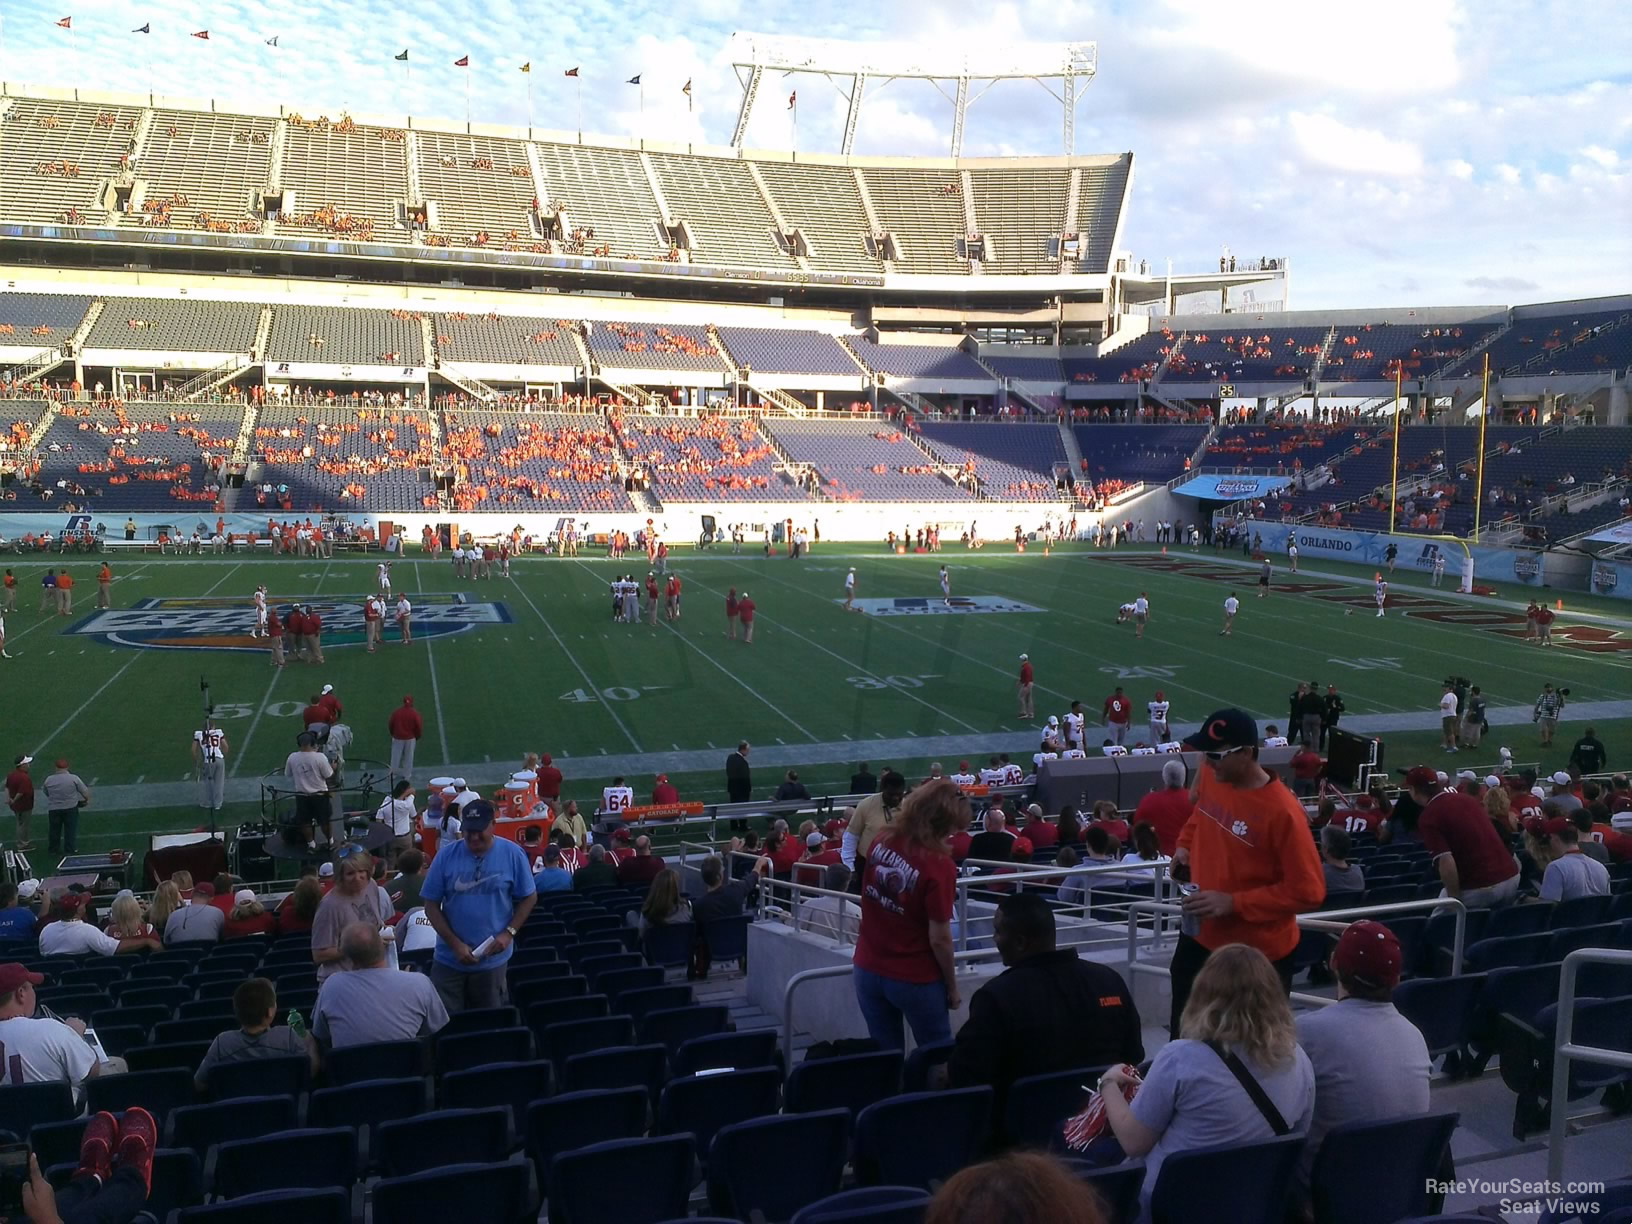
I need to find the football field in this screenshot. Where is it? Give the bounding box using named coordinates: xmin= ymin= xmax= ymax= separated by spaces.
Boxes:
xmin=5 ymin=541 xmax=1632 ymax=852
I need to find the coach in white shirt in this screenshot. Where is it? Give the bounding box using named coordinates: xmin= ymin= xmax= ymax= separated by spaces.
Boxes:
xmin=40 ymin=892 xmax=160 ymax=957
xmin=376 ymin=779 xmax=417 ymax=866
xmin=0 ymin=962 xmax=127 ymax=1096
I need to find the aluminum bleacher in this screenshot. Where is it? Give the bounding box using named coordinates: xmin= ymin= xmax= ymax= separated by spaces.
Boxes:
xmin=265 ymin=306 xmax=425 ymax=367
xmin=432 ymin=312 xmax=582 ymax=368
xmin=712 ymin=328 xmax=864 ymax=378
xmin=1073 ymin=424 xmax=1208 ymax=484
xmin=125 ymin=110 xmax=274 ymax=233
xmin=916 ymin=422 xmax=1067 ymax=501
xmin=533 ymin=142 xmax=664 ymax=261
xmin=751 ymin=161 xmax=880 ymax=275
xmin=859 ymin=167 xmax=969 ymax=275
xmin=1072 ymin=160 xmax=1131 ymax=273
xmin=255 ymin=403 xmax=435 ymax=511
xmin=417 ymin=131 xmax=537 ymax=246
xmin=647 ymin=153 xmax=798 ymax=270
xmin=29 ymin=403 xmax=240 ymax=509
xmin=587 ymin=322 xmax=725 ymax=374
xmin=613 ymin=411 xmax=805 ymax=502
xmin=762 ymin=418 xmax=972 ymax=501
xmin=275 ymin=117 xmax=409 ymax=243
xmin=84 ymin=298 xmax=262 ymax=354
xmin=845 ymin=338 xmax=990 ymax=382
xmin=968 ymin=168 xmax=1071 ymax=274
xmin=0 ymin=97 xmax=139 ymax=224
xmin=443 ymin=408 xmax=635 ymax=513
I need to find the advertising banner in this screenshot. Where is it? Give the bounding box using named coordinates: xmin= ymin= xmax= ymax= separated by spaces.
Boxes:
xmin=1173 ymin=474 xmax=1295 ymax=500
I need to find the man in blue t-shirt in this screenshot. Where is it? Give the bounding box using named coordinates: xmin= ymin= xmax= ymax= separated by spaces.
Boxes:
xmin=420 ymin=799 xmax=537 ymax=1014
xmin=0 ymin=881 xmax=36 ymax=941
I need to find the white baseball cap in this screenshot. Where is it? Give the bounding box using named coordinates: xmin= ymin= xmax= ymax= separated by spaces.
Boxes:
xmin=1019 ymin=653 xmax=1029 ymax=661
xmin=318 ymin=862 xmax=335 ymax=878
xmin=234 ymin=888 xmax=257 ymax=905
xmin=15 ymin=879 xmax=40 ymax=899
xmin=806 ymin=832 xmax=825 ymax=848
xmin=1531 ymin=786 xmax=1547 ymax=799
xmin=1047 ymin=715 xmax=1059 ymax=726
xmin=14 ymin=755 xmax=31 ymax=767
xmin=321 ymin=684 xmax=334 ymax=695
xmin=1435 ymin=771 xmax=1448 ymax=783
xmin=1551 ymin=771 xmax=1572 ymax=786
xmin=1456 ymin=770 xmax=1477 ymax=781
xmin=1484 ymin=775 xmax=1502 ymax=788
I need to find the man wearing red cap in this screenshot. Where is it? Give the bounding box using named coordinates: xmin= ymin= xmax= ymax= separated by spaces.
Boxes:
xmin=1405 ymin=766 xmax=1519 ymax=908
xmin=0 ymin=961 xmax=129 ymax=1089
xmin=535 ymin=754 xmax=563 ymax=805
xmin=652 ymin=774 xmax=679 ymax=806
xmin=1169 ymin=708 xmax=1325 ymax=1035
xmin=1293 ymin=921 xmax=1430 ymax=1198
xmin=388 ymin=695 xmax=423 ymax=778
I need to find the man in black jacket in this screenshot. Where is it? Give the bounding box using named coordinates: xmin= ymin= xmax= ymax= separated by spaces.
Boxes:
xmin=965 ymin=806 xmax=1016 ymax=863
xmin=1297 ymin=683 xmax=1326 ymax=748
xmin=948 ymin=893 xmax=1143 ymax=1128
xmin=849 ymin=762 xmax=877 ymax=794
xmin=1321 ymin=684 xmax=1346 ymax=749
xmin=725 ymin=741 xmax=752 ymax=831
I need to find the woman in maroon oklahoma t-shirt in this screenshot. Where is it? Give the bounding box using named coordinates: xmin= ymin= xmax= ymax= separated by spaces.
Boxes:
xmin=853 ymin=779 xmax=971 ymax=1050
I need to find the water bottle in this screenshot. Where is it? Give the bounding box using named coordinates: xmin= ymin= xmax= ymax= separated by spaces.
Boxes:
xmin=287 ymin=1009 xmax=307 ymax=1039
xmin=1177 ymin=883 xmax=1202 ymax=938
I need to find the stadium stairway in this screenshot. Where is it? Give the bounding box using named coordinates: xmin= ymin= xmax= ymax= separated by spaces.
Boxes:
xmin=970 ymin=351 xmax=1050 ymax=413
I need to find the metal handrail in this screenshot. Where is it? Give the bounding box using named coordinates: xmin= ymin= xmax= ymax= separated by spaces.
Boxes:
xmin=781 ymin=946 xmax=1000 ymax=1058
xmin=1548 ymin=948 xmax=1632 ymax=1185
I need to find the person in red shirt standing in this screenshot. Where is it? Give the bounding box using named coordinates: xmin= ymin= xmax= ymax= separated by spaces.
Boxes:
xmin=1134 ymin=758 xmax=1194 ymax=856
xmin=1102 ymin=687 xmax=1132 ymax=745
xmin=725 ymin=587 xmax=739 ymax=640
xmin=286 ymin=605 xmax=308 ymax=663
xmin=651 ymin=773 xmax=679 ymax=806
xmin=96 ymin=561 xmax=112 ymax=609
xmin=266 ymin=603 xmax=285 ymax=668
xmin=645 ymin=573 xmax=660 ymax=626
xmin=302 ymin=694 xmax=331 ymax=737
xmin=1405 ymin=766 xmax=1520 ymax=907
xmin=1290 ymin=742 xmax=1325 ymax=798
xmin=304 ymin=605 xmax=325 ymax=664
xmin=5 ymin=755 xmax=35 ymax=852
xmin=1170 ymin=708 xmax=1326 ymax=1035
xmin=1016 ymin=654 xmax=1035 ymax=720
xmin=737 ymin=591 xmax=756 ymax=644
xmin=535 ymin=754 xmax=563 ymax=805
xmin=853 ymin=779 xmax=971 ymax=1050
xmin=318 ymin=685 xmax=342 ymax=725
xmin=666 ymin=573 xmax=681 ymax=621
xmin=388 ymin=695 xmax=423 ymax=778
xmin=3 ymin=569 xmax=17 ymax=613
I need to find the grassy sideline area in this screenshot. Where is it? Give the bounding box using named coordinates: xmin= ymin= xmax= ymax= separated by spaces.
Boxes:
xmin=2 ymin=540 xmax=1629 ymax=856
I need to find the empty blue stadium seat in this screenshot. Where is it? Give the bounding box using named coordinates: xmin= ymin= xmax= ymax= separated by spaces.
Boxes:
xmin=640 ymin=1004 xmax=731 ymax=1056
xmin=657 ymin=1066 xmax=783 ymax=1155
xmin=853 ymin=1087 xmax=993 ymax=1188
xmin=177 ymin=1187 xmax=349 ymax=1224
xmin=1149 ymin=1133 xmax=1305 ymax=1224
xmin=786 ymin=1050 xmax=903 ymax=1117
xmin=707 ymin=1109 xmax=851 ymax=1222
xmin=438 ymin=1059 xmax=553 ymax=1133
xmin=376 ymin=1106 xmax=512 ymax=1177
xmin=165 ymin=1095 xmax=299 ymax=1158
xmin=374 ymin=1158 xmax=533 ymax=1224
xmin=207 ymin=1127 xmax=358 ymax=1199
xmin=1309 ymin=1111 xmax=1460 ymax=1224
xmin=526 ymin=1087 xmax=648 ymax=1191
xmin=308 ymin=1076 xmax=430 ymax=1134
xmin=550 ymin=1135 xmax=694 ymax=1224
xmin=324 ymin=1039 xmax=427 ymax=1085
xmin=790 ymin=1185 xmax=931 ymax=1224
xmin=673 ymin=1030 xmax=782 ymax=1078
xmin=561 ymin=1043 xmax=667 ymax=1103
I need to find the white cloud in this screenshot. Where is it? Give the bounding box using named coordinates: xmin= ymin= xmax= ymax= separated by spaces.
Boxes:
xmin=1580 ymin=145 xmax=1621 ymax=169
xmin=1287 ymin=113 xmax=1425 ymax=177
xmin=1494 ymin=163 xmax=1523 ymax=184
xmin=1446 ymin=159 xmax=1474 ymax=180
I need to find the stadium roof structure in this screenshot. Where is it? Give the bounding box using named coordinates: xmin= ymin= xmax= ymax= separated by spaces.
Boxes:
xmin=725 ymin=32 xmax=1098 ymax=157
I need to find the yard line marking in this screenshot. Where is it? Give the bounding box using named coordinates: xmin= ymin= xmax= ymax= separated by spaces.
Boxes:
xmin=32 ymin=653 xmax=143 ymax=756
xmin=776 ymin=737 xmax=786 ymax=744
xmin=134 ymin=775 xmax=144 ymax=784
xmin=842 ymin=734 xmax=852 ymax=740
xmin=416 ymin=561 xmax=453 ymax=765
xmin=508 ymin=572 xmax=642 ymax=753
xmin=229 ymin=668 xmax=284 ymax=778
xmin=673 ymin=743 xmax=680 ymax=750
xmin=200 ymin=562 xmax=244 ymax=597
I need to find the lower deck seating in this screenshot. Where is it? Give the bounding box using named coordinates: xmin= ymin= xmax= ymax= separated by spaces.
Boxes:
xmin=255 ymin=403 xmax=435 ymax=512
xmin=443 ymin=409 xmax=635 ymax=513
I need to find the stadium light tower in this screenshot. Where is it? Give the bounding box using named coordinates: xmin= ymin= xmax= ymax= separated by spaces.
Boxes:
xmin=725 ymin=32 xmax=1097 ymax=157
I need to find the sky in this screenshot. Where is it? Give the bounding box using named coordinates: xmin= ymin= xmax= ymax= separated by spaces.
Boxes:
xmin=2 ymin=0 xmax=1629 ymax=309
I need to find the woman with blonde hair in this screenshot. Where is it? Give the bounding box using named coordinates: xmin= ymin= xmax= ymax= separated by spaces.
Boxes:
xmin=851 ymin=778 xmax=971 ymax=1050
xmin=1096 ymin=943 xmax=1314 ymax=1213
xmin=311 ymin=846 xmax=393 ymax=979
xmin=104 ymin=893 xmax=154 ymax=939
xmin=276 ymin=876 xmax=323 ymax=935
xmin=635 ymin=868 xmax=692 ymax=937
xmin=146 ymin=881 xmax=183 ymax=932
xmin=168 ymin=870 xmax=194 ymax=897
xmin=225 ymin=888 xmax=276 ymax=939
xmin=1484 ymin=785 xmax=1516 ymax=836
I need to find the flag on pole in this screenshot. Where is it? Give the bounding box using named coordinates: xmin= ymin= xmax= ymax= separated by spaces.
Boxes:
xmin=265 ymin=36 xmax=278 ymax=47
xmin=788 ymin=90 xmax=797 ymax=109
xmin=132 ymin=23 xmax=150 ymax=33
xmin=682 ymin=79 xmax=691 ymax=96
xmin=394 ymin=49 xmax=408 ymax=61
xmin=191 ymin=29 xmax=209 ymax=39
xmin=627 ymin=75 xmax=641 ymax=85
xmin=56 ymin=16 xmax=72 ymax=27
xmin=454 ymin=55 xmax=469 ymax=67
xmin=519 ymin=62 xmax=530 ymax=73
xmin=564 ymin=66 xmax=579 ymax=77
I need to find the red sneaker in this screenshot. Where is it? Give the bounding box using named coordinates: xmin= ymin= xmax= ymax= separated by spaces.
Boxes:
xmin=77 ymin=1111 xmax=117 ymax=1182
xmin=115 ymin=1107 xmax=158 ymax=1193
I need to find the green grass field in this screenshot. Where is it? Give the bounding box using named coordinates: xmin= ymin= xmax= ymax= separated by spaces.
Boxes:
xmin=5 ymin=541 xmax=1631 ymax=853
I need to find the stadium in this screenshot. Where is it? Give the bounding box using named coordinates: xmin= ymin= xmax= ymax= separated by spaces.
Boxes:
xmin=0 ymin=18 xmax=1629 ymax=1224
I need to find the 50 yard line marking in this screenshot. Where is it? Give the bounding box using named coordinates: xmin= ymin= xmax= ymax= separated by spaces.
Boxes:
xmin=416 ymin=561 xmax=452 ymax=765
xmin=507 ymin=571 xmax=643 ymax=753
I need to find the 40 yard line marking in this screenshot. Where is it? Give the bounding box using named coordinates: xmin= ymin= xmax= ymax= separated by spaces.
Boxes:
xmin=416 ymin=561 xmax=452 ymax=766
xmin=507 ymin=572 xmax=643 ymax=753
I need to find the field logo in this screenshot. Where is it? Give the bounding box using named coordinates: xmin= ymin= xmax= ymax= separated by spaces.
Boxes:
xmin=1593 ymin=563 xmax=1619 ymax=594
xmin=844 ymin=595 xmax=1043 ymax=617
xmin=69 ymin=595 xmax=512 ymax=653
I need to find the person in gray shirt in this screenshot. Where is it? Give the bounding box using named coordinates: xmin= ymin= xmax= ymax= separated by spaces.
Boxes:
xmin=311 ymin=922 xmax=448 ymax=1050
xmin=40 ymin=758 xmax=91 ymax=855
xmin=194 ymin=977 xmax=318 ymax=1091
xmin=164 ymin=884 xmax=226 ymax=945
xmin=1318 ymin=825 xmax=1365 ymax=897
xmin=1293 ymin=921 xmax=1430 ymax=1200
